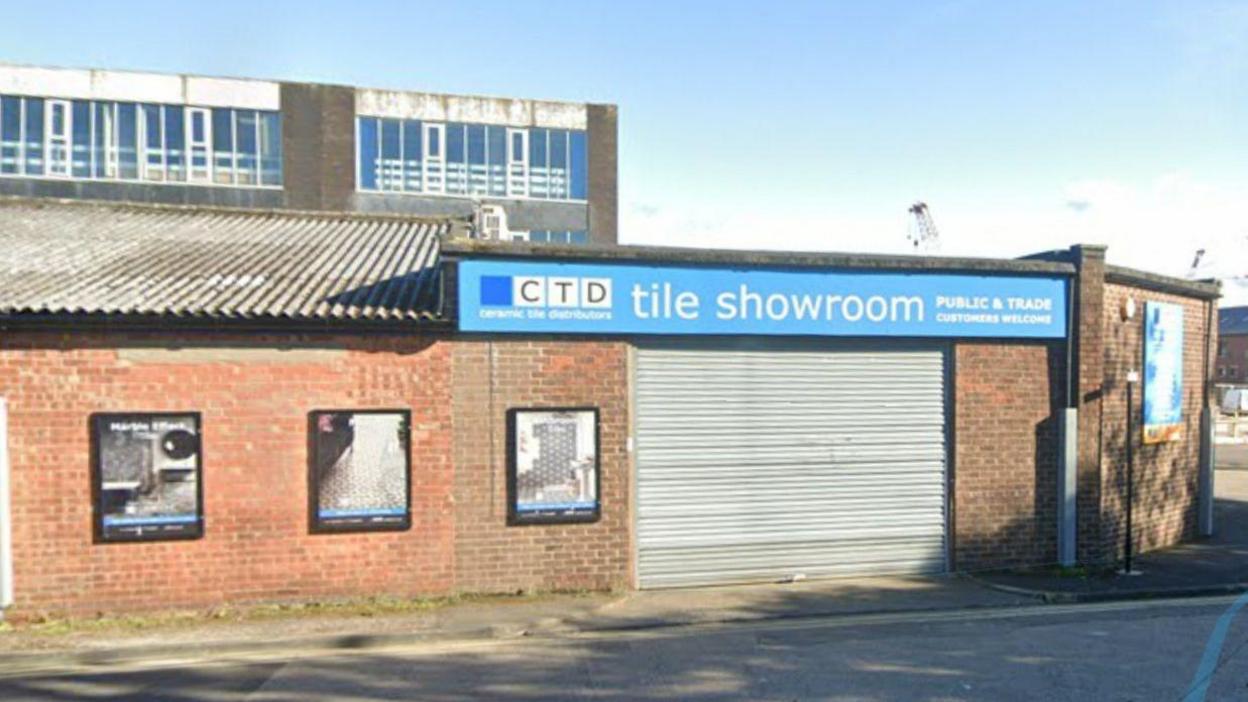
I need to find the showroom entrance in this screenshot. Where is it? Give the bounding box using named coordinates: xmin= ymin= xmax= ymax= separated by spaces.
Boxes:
xmin=633 ymin=340 xmax=950 ymax=588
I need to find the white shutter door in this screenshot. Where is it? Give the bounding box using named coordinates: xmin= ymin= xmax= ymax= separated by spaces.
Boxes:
xmin=635 ymin=340 xmax=948 ymax=588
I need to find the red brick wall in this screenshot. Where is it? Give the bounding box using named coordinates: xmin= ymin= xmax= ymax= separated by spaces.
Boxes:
xmin=0 ymin=332 xmax=455 ymax=616
xmin=1099 ymin=286 xmax=1210 ymax=557
xmin=954 ymin=343 xmax=1064 ymax=570
xmin=1217 ymin=334 xmax=1248 ymax=384
xmin=450 ymin=339 xmax=631 ymax=593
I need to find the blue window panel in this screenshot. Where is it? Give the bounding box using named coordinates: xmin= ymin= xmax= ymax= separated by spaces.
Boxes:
xmin=235 ymin=110 xmax=258 ymax=185
xmin=446 ymin=123 xmax=466 ymax=162
xmin=163 ymin=105 xmax=185 ymax=182
xmin=71 ymin=101 xmax=91 ymax=178
xmin=402 ymin=119 xmax=421 ymax=192
xmin=487 ymin=126 xmax=506 ymax=196
xmin=467 ymin=124 xmax=487 ymax=194
xmin=24 ymin=98 xmax=44 ymax=175
xmin=357 ymin=117 xmax=378 ymax=191
xmin=117 ymin=102 xmax=138 ymax=179
xmin=0 ymin=96 xmax=20 ymax=174
xmin=528 ymin=128 xmax=549 ymax=199
xmin=445 ymin=122 xmax=466 ymax=194
xmin=91 ymin=102 xmax=111 ymax=178
xmin=467 ymin=124 xmax=486 ymax=164
xmin=529 ymin=230 xmax=549 ymax=243
xmin=379 ymin=118 xmax=401 ymax=191
xmin=259 ymin=112 xmax=282 ymax=186
xmin=570 ymin=230 xmax=589 ymax=244
xmin=549 ymin=129 xmax=568 ymax=199
xmin=141 ymin=104 xmax=163 ymax=180
xmin=529 ymin=128 xmax=547 ymax=167
xmin=569 ymin=130 xmax=587 ymax=200
xmin=212 ymin=108 xmax=234 ymax=184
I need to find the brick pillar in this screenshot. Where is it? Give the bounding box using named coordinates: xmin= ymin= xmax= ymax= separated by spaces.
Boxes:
xmin=1071 ymin=244 xmax=1109 ymax=566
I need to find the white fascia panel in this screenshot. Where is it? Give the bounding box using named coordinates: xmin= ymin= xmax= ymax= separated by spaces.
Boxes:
xmin=0 ymin=64 xmax=279 ymax=109
xmin=185 ymin=77 xmax=280 ymax=110
xmin=356 ymin=88 xmax=587 ymax=129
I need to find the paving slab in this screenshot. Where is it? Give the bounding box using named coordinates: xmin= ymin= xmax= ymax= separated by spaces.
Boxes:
xmin=569 ymin=574 xmax=1032 ymax=632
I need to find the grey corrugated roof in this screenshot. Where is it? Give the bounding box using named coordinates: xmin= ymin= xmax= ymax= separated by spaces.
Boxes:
xmin=1222 ymin=306 xmax=1248 ymax=336
xmin=0 ymin=198 xmax=450 ymax=323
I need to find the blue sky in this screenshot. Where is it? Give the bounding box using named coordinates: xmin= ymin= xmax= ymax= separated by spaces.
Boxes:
xmin=2 ymin=1 xmax=1246 ymax=300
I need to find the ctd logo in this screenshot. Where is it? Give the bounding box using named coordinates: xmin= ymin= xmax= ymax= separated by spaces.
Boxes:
xmin=480 ymin=275 xmax=612 ymax=309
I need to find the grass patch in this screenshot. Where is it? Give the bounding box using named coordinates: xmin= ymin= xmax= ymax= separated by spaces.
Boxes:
xmin=1 ymin=590 xmax=592 ymax=639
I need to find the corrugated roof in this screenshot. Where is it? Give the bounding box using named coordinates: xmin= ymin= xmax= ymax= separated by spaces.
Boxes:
xmin=0 ymin=198 xmax=450 ymax=324
xmin=1222 ymin=306 xmax=1248 ymax=336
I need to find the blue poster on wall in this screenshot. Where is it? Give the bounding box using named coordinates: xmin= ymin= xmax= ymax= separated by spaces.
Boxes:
xmin=1143 ymin=301 xmax=1184 ymax=444
xmin=457 ymin=260 xmax=1068 ymax=339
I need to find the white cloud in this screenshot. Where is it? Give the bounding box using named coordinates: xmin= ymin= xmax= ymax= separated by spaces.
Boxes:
xmin=620 ymin=172 xmax=1248 ymax=307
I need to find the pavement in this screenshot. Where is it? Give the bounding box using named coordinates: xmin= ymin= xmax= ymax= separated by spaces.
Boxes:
xmin=976 ymin=443 xmax=1248 ymax=602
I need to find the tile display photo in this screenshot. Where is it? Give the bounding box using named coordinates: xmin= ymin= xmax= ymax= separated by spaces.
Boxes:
xmin=93 ymin=412 xmax=203 ymax=542
xmin=310 ymin=410 xmax=411 ymax=532
xmin=508 ymin=408 xmax=600 ymax=525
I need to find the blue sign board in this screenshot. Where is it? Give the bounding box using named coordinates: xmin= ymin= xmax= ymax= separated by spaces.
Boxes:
xmin=458 ymin=260 xmax=1068 ymax=339
xmin=1143 ymin=301 xmax=1184 ymax=444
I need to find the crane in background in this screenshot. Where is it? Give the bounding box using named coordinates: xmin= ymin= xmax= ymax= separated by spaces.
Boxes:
xmin=907 ymin=201 xmax=940 ymax=253
xmin=1187 ymin=238 xmax=1248 ymax=305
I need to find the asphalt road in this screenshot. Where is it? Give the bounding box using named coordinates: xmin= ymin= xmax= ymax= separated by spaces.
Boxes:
xmin=5 ymin=595 xmax=1248 ymax=701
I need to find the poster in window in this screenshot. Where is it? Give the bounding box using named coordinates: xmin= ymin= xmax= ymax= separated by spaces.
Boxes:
xmin=1143 ymin=301 xmax=1184 ymax=444
xmin=309 ymin=410 xmax=411 ymax=532
xmin=507 ymin=408 xmax=600 ymax=525
xmin=92 ymin=412 xmax=203 ymax=542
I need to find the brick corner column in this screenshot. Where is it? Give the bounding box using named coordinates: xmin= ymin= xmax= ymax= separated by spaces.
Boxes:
xmin=1070 ymin=244 xmax=1109 ymax=567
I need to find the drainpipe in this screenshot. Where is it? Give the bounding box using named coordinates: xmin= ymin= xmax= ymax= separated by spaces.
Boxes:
xmin=1198 ymin=298 xmax=1216 ymax=536
xmin=0 ymin=397 xmax=11 ymax=612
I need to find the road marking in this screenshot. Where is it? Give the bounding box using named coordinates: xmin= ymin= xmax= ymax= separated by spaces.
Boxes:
xmin=0 ymin=594 xmax=1239 ymax=680
xmin=1182 ymin=590 xmax=1248 ymax=702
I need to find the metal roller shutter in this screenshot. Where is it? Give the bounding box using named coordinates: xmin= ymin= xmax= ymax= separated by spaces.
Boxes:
xmin=634 ymin=340 xmax=948 ymax=588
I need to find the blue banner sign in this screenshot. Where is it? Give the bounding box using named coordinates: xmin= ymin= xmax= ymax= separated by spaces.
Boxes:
xmin=1143 ymin=301 xmax=1184 ymax=444
xmin=458 ymin=260 xmax=1068 ymax=338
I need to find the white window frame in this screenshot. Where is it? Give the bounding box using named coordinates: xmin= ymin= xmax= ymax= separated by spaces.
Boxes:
xmin=423 ymin=122 xmax=445 ymax=195
xmin=185 ymin=107 xmax=212 ymax=183
xmin=44 ymin=99 xmax=72 ymax=178
xmin=506 ymin=128 xmax=529 ymax=197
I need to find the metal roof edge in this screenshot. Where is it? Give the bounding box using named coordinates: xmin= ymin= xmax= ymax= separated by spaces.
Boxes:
xmin=1104 ymin=265 xmax=1221 ymax=300
xmin=441 ymin=240 xmax=1078 ymax=276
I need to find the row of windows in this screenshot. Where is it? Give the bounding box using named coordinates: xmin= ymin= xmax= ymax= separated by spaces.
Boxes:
xmin=526 ymin=229 xmax=589 ymax=244
xmin=357 ymin=117 xmax=587 ymax=201
xmin=1219 ymin=366 xmax=1241 ymax=379
xmin=0 ymin=95 xmax=282 ymax=187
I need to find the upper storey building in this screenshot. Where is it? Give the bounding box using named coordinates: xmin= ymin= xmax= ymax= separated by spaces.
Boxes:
xmin=0 ymin=63 xmax=617 ymax=244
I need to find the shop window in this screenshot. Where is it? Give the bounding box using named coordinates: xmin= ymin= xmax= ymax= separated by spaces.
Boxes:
xmin=309 ymin=409 xmax=411 ymax=533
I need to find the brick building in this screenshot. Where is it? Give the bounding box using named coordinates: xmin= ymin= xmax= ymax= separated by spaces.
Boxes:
xmin=1217 ymin=306 xmax=1248 ymax=384
xmin=0 ymin=196 xmax=1221 ymax=617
